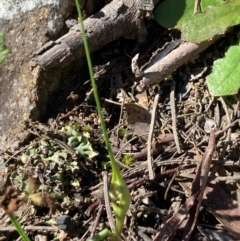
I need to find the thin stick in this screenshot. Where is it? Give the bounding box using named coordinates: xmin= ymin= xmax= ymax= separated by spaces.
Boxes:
xmin=79 ymin=217 xmax=94 ymax=241
xmin=204 ymin=97 xmax=215 ymax=112
xmin=164 ymin=158 xmax=184 ymax=200
xmin=0 ymin=226 xmax=59 ymax=231
xmin=80 ymin=228 xmax=91 ymax=241
xmin=115 ymin=133 xmax=149 ymax=158
xmin=170 ymin=81 xmax=181 ymax=154
xmin=218 ymin=97 xmax=232 ymax=159
xmin=211 ymin=99 xmax=238 ymax=177
xmin=200 ymin=129 xmax=215 ymax=193
xmin=115 ymin=135 xmax=138 ymax=158
xmin=215 ymin=119 xmax=239 ymax=137
xmin=116 ymin=89 xmax=126 ymax=150
xmin=103 ymin=98 xmax=122 ymax=106
xmin=147 ymin=94 xmax=159 ymax=180
xmin=89 ymin=204 xmax=104 ymax=238
xmin=102 ymin=171 xmax=115 ymax=232
xmin=141 ymin=36 xmax=220 ymax=87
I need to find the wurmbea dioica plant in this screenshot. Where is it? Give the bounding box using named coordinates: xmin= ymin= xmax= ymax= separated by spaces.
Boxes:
xmin=75 ymin=1 xmax=131 ymax=240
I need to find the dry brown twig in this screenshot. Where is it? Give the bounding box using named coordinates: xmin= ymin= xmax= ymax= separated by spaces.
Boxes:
xmin=102 ymin=171 xmax=115 ymax=232
xmin=89 ymin=204 xmax=104 ymax=238
xmin=184 ymin=128 xmax=216 ymax=240
xmin=147 ymin=93 xmax=159 ymax=180
xmin=164 ymin=158 xmax=184 ymax=200
xmin=170 ymin=81 xmax=181 ymax=154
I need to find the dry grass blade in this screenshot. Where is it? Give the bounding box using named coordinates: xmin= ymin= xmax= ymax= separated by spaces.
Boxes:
xmin=147 ymin=93 xmax=159 ymax=180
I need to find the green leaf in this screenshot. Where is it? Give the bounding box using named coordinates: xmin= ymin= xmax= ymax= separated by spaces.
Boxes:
xmin=206 ymin=39 xmax=240 ymax=96
xmin=64 ymin=125 xmax=98 ymax=159
xmin=153 ymin=0 xmax=223 ymax=29
xmin=74 ymin=135 xmax=98 ymax=159
xmin=0 ymin=32 xmax=9 ymax=64
xmin=154 ymin=0 xmax=194 ymax=29
xmin=201 ymin=0 xmax=224 ymax=10
xmin=65 ymin=160 xmax=79 ymax=172
xmin=88 ymin=228 xmax=113 ymax=241
xmin=182 ymin=0 xmax=240 ymax=43
xmin=43 ymin=151 xmax=68 ymax=165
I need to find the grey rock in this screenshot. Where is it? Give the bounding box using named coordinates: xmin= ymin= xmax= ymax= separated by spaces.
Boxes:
xmin=0 ymin=0 xmax=73 ymax=150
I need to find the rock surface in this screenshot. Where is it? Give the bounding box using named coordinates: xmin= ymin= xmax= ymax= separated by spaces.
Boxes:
xmin=0 ymin=0 xmax=73 ymax=150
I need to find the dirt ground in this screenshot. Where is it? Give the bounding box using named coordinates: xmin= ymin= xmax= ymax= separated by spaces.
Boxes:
xmin=1 ymin=15 xmax=240 ymax=241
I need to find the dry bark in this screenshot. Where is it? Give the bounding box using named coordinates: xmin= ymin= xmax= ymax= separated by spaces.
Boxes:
xmin=30 ymin=0 xmax=220 ymax=87
xmin=140 ymin=36 xmax=220 ymax=87
xmin=30 ymin=0 xmax=145 ymax=70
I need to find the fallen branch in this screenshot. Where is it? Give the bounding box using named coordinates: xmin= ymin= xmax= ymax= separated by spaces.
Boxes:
xmin=30 ymin=0 xmax=145 ymax=70
xmin=140 ymin=36 xmax=220 ymax=87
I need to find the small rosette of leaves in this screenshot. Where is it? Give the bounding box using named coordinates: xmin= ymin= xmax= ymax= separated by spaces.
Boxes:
xmin=12 ymin=124 xmax=98 ymax=206
xmin=63 ymin=125 xmax=98 ymax=159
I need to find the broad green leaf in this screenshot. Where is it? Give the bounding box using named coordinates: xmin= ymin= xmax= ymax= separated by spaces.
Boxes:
xmin=154 ymin=0 xmax=194 ymax=29
xmin=206 ymin=40 xmax=240 ymax=96
xmin=201 ymin=0 xmax=224 ymax=9
xmin=0 ymin=32 xmax=9 ymax=64
xmin=153 ymin=0 xmax=223 ymax=29
xmin=182 ymin=0 xmax=240 ymax=43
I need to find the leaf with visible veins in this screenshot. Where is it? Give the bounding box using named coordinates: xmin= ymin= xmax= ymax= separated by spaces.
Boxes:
xmin=207 ymin=39 xmax=240 ymax=96
xmin=182 ymin=0 xmax=240 ymax=43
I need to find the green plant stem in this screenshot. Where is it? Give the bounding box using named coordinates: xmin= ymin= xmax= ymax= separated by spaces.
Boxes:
xmin=75 ymin=1 xmax=130 ymax=239
xmin=9 ymin=214 xmax=31 ymax=241
xmin=74 ymin=1 xmax=120 ymax=181
xmin=88 ymin=228 xmax=112 ymax=241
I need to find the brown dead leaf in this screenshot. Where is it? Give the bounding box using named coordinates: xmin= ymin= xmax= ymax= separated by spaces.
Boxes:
xmin=154 ymin=192 xmax=198 ymax=241
xmin=136 ymin=91 xmax=149 ymax=108
xmin=29 ymin=192 xmax=56 ymax=215
xmin=182 ymin=129 xmax=215 ymax=241
xmin=206 ymin=182 xmax=240 ymax=239
xmin=125 ymin=103 xmax=151 ymax=140
xmin=0 ymin=186 xmax=22 ymax=214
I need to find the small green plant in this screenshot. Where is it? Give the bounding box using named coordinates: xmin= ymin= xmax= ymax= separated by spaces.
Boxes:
xmin=75 ymin=1 xmax=131 ymax=240
xmin=122 ymin=154 xmax=136 ymax=166
xmin=118 ymin=128 xmax=133 ymax=141
xmin=63 ymin=124 xmax=98 ymax=159
xmin=154 ymin=0 xmax=240 ymax=96
xmin=118 ymin=128 xmax=127 ymax=138
xmin=13 ymin=124 xmax=98 ymax=197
